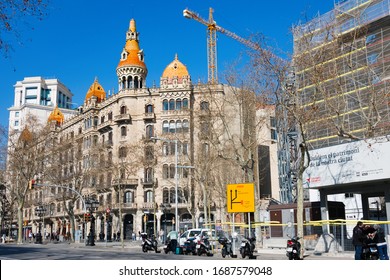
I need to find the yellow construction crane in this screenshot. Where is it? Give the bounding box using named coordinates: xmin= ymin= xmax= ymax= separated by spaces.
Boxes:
xmin=183 ymin=7 xmax=261 ymax=84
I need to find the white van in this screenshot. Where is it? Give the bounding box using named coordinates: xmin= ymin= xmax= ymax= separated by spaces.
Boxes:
xmin=178 ymin=228 xmax=216 ymax=246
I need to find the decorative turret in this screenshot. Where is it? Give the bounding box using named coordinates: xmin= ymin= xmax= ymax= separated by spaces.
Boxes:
xmin=48 ymin=105 xmax=65 ymax=126
xmin=116 ymin=19 xmax=148 ymax=90
xmin=160 ymin=54 xmax=191 ymax=89
xmin=85 ymin=78 xmax=106 ymax=103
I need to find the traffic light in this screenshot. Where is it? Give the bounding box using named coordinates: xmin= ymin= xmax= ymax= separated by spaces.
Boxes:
xmin=84 ymin=213 xmax=91 ymax=222
xmin=28 ymin=179 xmax=36 ymax=190
xmin=105 ymin=212 xmax=110 ymax=221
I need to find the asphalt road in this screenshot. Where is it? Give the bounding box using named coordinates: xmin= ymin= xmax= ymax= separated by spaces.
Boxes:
xmin=0 ymin=241 xmax=353 ymax=260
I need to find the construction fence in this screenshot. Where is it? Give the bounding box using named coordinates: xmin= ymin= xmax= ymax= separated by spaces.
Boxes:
xmin=211 ymin=219 xmax=390 ymax=252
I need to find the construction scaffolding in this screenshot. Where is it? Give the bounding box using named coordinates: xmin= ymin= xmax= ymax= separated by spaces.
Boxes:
xmin=293 ymin=0 xmax=390 ymax=150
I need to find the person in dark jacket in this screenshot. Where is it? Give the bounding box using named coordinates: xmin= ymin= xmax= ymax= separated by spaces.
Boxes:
xmin=373 ymin=224 xmax=389 ymax=260
xmin=352 ymin=221 xmax=365 ymax=260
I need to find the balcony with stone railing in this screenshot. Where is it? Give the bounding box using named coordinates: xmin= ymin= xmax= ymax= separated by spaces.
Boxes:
xmin=112 ymin=178 xmax=138 ymax=186
xmin=143 ymin=112 xmax=155 ymax=121
xmin=114 ymin=113 xmax=132 ymax=124
xmin=97 ymin=120 xmax=114 ymax=133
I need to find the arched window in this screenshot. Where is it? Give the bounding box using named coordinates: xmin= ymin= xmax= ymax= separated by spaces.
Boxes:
xmin=121 ymin=77 xmax=126 ymax=90
xmin=120 ymin=105 xmax=127 ymax=114
xmin=178 ymin=187 xmax=184 ymax=203
xmin=145 ymin=104 xmax=153 ymax=113
xmin=145 ymin=146 xmax=154 ymax=161
xmin=144 ymin=167 xmax=153 ymax=183
xmin=163 ymin=100 xmax=169 ymax=111
xmin=119 ymin=146 xmax=127 ymax=158
xmin=120 ymin=168 xmax=126 ymax=179
xmin=146 ymin=125 xmax=154 ymax=139
xmin=99 ymin=174 xmax=104 ymax=187
xmin=163 ymin=188 xmax=169 ymax=203
xmin=182 ymin=165 xmax=189 ymax=179
xmin=169 ymin=120 xmax=176 ymax=133
xmin=124 ymin=191 xmax=134 ymax=203
xmin=182 ymin=142 xmax=188 ymax=155
xmin=144 ymin=190 xmax=154 ymax=203
xmin=183 ymin=119 xmax=189 ymax=133
xmin=169 ymin=187 xmax=175 ymax=204
xmin=121 ymin=126 xmax=127 ymax=137
xmin=127 ymin=76 xmax=133 ymax=89
xmin=177 ymin=141 xmax=182 ymax=155
xmin=170 ymin=142 xmax=175 ymax=155
xmin=162 ymin=142 xmax=169 ymax=156
xmin=108 ymin=151 xmax=112 ymax=164
xmin=176 ymin=120 xmax=182 ymax=133
xmin=183 ymin=98 xmax=189 ymax=109
xmin=176 ymin=98 xmax=182 ymax=110
xmin=107 ymin=172 xmax=112 ymax=187
xmin=162 ymin=121 xmax=169 ymax=134
xmin=201 ymin=122 xmax=209 ymax=134
xmin=162 ymin=164 xmax=169 ymax=179
xmin=169 ymin=99 xmax=175 ymax=110
xmin=200 ymin=101 xmax=209 ymax=111
xmin=169 ymin=164 xmax=175 ymax=179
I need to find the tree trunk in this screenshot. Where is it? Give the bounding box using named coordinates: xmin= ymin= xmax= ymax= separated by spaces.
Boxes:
xmin=17 ymin=205 xmax=23 ymax=244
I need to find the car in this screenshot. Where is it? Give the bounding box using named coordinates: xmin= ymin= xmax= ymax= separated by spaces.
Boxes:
xmin=178 ymin=228 xmax=217 ymax=246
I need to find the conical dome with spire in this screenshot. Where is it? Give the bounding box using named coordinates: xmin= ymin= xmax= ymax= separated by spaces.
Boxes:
xmin=48 ymin=105 xmax=64 ymax=126
xmin=116 ymin=19 xmax=147 ymax=90
xmin=85 ymin=78 xmax=106 ymax=103
xmin=162 ymin=54 xmax=189 ymax=79
xmin=117 ymin=19 xmax=147 ymax=69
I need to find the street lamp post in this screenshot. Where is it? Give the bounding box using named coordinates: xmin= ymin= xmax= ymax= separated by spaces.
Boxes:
xmin=151 ymin=137 xmax=179 ymax=233
xmin=34 ymin=205 xmax=46 ymax=244
xmin=85 ymin=196 xmax=99 ymax=246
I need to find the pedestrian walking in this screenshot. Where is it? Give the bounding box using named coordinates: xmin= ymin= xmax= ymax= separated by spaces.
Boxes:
xmin=373 ymin=224 xmax=389 ymax=260
xmin=352 ymin=221 xmax=365 ymax=260
xmin=167 ymin=230 xmax=178 ymax=253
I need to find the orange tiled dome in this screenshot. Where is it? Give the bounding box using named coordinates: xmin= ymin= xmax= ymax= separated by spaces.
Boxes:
xmin=162 ymin=54 xmax=189 ymax=78
xmin=85 ymin=78 xmax=106 ymax=103
xmin=117 ymin=19 xmax=146 ymax=69
xmin=48 ymin=105 xmax=64 ymax=125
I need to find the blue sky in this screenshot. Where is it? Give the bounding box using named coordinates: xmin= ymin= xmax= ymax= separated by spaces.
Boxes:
xmin=0 ymin=0 xmax=335 ymax=130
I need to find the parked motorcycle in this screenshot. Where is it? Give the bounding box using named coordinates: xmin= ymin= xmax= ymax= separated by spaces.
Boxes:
xmin=239 ymin=236 xmax=256 ymax=259
xmin=286 ymin=236 xmax=301 ymax=260
xmin=163 ymin=238 xmax=176 ymax=254
xmin=362 ymin=242 xmax=379 ymax=260
xmin=182 ymin=236 xmax=197 ymax=255
xmin=141 ymin=232 xmax=159 ymax=253
xmin=196 ymin=235 xmax=213 ymax=256
xmin=218 ymin=237 xmax=237 ymax=258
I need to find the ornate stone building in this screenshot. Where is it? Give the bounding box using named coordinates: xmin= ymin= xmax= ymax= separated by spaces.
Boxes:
xmin=16 ymin=19 xmax=278 ymax=241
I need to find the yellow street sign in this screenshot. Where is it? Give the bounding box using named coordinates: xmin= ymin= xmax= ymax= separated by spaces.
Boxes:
xmin=226 ymin=183 xmax=255 ymax=213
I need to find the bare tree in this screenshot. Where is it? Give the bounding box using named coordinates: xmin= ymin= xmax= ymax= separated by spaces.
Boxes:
xmin=243 ymin=6 xmax=390 ymax=257
xmin=0 ymin=0 xmax=49 ymax=55
xmin=190 ymin=77 xmax=273 ymax=243
xmin=108 ymin=138 xmax=149 ymax=247
xmin=5 ymin=115 xmax=45 ymax=243
xmin=41 ymin=124 xmax=100 ymax=242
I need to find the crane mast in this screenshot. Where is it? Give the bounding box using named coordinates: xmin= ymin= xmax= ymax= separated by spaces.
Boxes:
xmin=184 ymin=7 xmax=260 ymax=84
